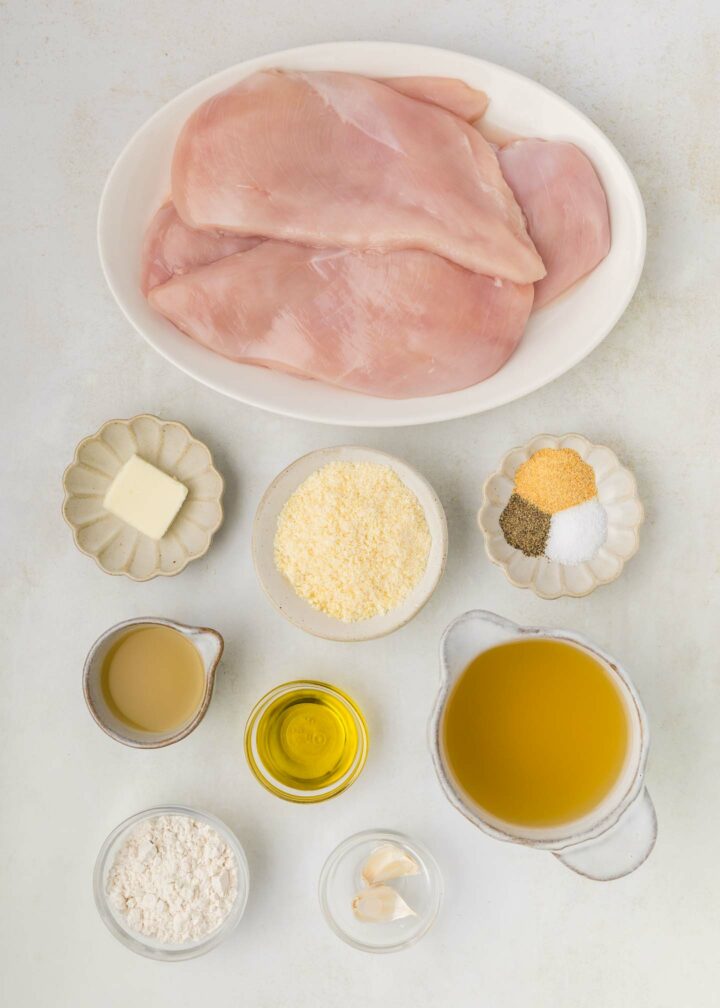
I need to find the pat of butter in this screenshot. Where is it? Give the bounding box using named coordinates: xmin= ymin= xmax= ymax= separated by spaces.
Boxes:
xmin=103 ymin=454 xmax=188 ymax=540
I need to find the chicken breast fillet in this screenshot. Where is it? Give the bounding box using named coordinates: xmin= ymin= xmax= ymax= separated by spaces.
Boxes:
xmin=498 ymin=139 xmax=611 ymax=308
xmin=378 ymin=76 xmax=489 ymax=121
xmin=149 ymin=241 xmax=534 ymax=398
xmin=140 ymin=201 xmax=262 ymax=293
xmin=172 ymin=70 xmax=545 ymax=283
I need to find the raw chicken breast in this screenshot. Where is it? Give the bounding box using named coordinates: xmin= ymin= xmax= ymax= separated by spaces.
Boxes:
xmin=148 ymin=241 xmax=534 ymax=398
xmin=379 ymin=76 xmax=489 ymax=121
xmin=476 ymin=120 xmax=523 ymax=148
xmin=498 ymin=139 xmax=611 ymax=309
xmin=140 ymin=201 xmax=262 ymax=293
xmin=172 ymin=70 xmax=545 ymax=283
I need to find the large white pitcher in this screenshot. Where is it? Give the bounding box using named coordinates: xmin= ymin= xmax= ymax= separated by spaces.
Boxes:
xmin=429 ymin=610 xmax=657 ymax=880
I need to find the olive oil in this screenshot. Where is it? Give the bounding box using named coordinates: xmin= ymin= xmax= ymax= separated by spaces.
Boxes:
xmin=441 ymin=638 xmax=629 ymax=828
xmin=100 ymin=625 xmax=205 ymax=733
xmin=252 ymin=684 xmax=364 ymax=792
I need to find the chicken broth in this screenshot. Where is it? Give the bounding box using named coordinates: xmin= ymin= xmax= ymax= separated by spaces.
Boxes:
xmin=441 ymin=639 xmax=629 ymax=828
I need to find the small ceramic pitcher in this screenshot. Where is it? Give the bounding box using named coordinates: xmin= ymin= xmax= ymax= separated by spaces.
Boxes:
xmin=429 ymin=610 xmax=657 ymax=880
xmin=83 ymin=617 xmax=223 ymax=749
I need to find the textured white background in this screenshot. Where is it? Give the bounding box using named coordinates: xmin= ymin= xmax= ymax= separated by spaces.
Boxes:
xmin=2 ymin=1 xmax=719 ymax=1005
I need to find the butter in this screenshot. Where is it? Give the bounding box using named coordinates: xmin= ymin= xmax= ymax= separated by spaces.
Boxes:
xmin=103 ymin=454 xmax=188 ymax=540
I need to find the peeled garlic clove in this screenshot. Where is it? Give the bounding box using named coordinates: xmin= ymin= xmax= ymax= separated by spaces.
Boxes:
xmin=352 ymin=885 xmax=416 ymax=923
xmin=361 ymin=843 xmax=420 ymax=885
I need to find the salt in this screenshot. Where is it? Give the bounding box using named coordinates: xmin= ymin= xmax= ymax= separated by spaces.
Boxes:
xmin=545 ymin=498 xmax=607 ymax=565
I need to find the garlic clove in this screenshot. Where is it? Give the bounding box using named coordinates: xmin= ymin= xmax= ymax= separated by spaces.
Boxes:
xmin=351 ymin=885 xmax=416 ymax=923
xmin=361 ymin=843 xmax=420 ymax=886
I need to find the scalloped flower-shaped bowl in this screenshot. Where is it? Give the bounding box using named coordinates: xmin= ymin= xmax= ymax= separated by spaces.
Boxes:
xmin=62 ymin=415 xmax=224 ymax=580
xmin=478 ymin=433 xmax=643 ymax=599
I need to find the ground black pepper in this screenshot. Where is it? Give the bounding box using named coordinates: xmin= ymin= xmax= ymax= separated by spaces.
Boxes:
xmin=499 ymin=493 xmax=551 ymax=557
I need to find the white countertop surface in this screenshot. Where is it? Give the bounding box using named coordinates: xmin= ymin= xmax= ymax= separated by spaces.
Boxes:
xmin=2 ymin=1 xmax=719 ymax=1005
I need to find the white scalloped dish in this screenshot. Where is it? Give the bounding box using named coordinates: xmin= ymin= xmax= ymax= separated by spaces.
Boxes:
xmin=478 ymin=433 xmax=643 ymax=599
xmin=62 ymin=414 xmax=223 ymax=580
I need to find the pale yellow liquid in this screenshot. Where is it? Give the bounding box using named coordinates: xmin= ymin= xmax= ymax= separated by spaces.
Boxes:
xmin=442 ymin=639 xmax=629 ymax=828
xmin=254 ymin=687 xmax=360 ymax=790
xmin=100 ymin=625 xmax=204 ymax=732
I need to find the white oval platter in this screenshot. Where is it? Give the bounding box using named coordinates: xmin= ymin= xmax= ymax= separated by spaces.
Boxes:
xmin=98 ymin=41 xmax=645 ymax=427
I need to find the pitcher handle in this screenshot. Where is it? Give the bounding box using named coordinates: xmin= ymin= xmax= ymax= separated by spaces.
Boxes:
xmin=553 ymin=787 xmax=657 ymax=881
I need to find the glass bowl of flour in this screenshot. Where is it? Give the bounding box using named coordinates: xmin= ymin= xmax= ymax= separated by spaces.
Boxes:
xmin=93 ymin=805 xmax=249 ymax=959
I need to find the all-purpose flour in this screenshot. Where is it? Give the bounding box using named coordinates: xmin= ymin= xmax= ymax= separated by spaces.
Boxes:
xmin=106 ymin=814 xmax=238 ymax=944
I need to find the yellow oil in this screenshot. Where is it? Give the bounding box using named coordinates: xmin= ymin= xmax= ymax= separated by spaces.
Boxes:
xmin=442 ymin=638 xmax=629 ymax=828
xmin=100 ymin=625 xmax=205 ymax=733
xmin=254 ymin=685 xmax=362 ymax=791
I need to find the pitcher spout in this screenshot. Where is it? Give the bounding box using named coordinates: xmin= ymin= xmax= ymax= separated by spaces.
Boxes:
xmin=440 ymin=610 xmax=519 ymax=685
xmin=182 ymin=624 xmax=224 ymax=682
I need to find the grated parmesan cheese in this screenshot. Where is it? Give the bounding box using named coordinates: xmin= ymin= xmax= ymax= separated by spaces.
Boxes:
xmin=274 ymin=461 xmax=431 ymax=623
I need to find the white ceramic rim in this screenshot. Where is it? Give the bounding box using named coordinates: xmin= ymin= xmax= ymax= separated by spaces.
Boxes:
xmin=318 ymin=828 xmax=443 ymax=953
xmin=428 ymin=610 xmax=650 ymax=851
xmin=93 ymin=804 xmax=249 ymax=960
xmin=97 ymin=41 xmax=646 ymax=427
xmin=251 ymin=445 xmax=448 ymax=641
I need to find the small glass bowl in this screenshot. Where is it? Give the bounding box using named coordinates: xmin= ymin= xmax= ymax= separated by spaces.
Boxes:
xmin=319 ymin=829 xmax=443 ymax=953
xmin=244 ymin=680 xmax=369 ymax=803
xmin=93 ymin=805 xmax=249 ymax=960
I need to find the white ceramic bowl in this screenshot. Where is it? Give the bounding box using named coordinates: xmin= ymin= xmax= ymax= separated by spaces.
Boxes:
xmin=98 ymin=41 xmax=645 ymax=427
xmin=478 ymin=433 xmax=643 ymax=598
xmin=62 ymin=414 xmax=223 ymax=580
xmin=252 ymin=446 xmax=447 ymax=641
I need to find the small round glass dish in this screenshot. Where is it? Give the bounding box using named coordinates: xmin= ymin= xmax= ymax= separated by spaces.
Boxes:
xmin=93 ymin=805 xmax=249 ymax=960
xmin=319 ymin=829 xmax=443 ymax=953
xmin=244 ymin=680 xmax=369 ymax=803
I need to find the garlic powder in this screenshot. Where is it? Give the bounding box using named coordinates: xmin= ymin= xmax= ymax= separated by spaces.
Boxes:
xmin=274 ymin=461 xmax=431 ymax=623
